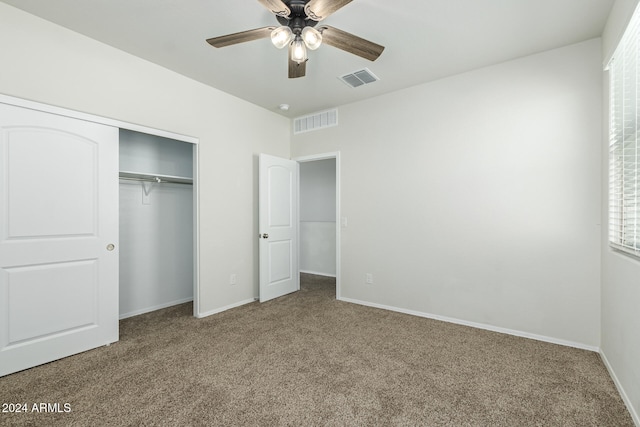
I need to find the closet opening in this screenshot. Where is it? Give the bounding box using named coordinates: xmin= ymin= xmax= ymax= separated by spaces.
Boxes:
xmin=118 ymin=129 xmax=197 ymax=319
xmin=297 ymin=153 xmax=340 ymax=298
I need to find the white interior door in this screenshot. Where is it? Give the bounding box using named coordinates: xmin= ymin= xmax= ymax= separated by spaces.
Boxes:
xmin=259 ymin=153 xmax=299 ymax=302
xmin=0 ymin=102 xmax=119 ymax=376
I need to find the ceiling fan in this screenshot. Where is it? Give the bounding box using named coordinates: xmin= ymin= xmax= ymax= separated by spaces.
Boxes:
xmin=206 ymin=0 xmax=385 ymax=78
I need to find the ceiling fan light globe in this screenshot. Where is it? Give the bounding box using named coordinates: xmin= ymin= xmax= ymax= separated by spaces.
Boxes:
xmin=271 ymin=26 xmax=293 ymax=49
xmin=291 ymin=37 xmax=308 ymax=64
xmin=301 ymin=26 xmax=322 ymax=50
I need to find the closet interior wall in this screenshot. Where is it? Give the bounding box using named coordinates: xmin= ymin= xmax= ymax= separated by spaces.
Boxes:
xmin=119 ymin=129 xmax=194 ymax=319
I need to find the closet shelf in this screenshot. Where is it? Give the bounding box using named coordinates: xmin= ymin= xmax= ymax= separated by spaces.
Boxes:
xmin=119 ymin=171 xmax=193 ymax=185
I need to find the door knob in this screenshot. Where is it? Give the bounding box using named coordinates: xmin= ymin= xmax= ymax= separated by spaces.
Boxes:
xmin=106 ymin=243 xmax=115 ymax=251
xmin=262 ymin=233 xmax=269 ymax=239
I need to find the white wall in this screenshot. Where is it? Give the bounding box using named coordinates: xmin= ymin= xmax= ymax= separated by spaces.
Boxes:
xmin=0 ymin=3 xmax=290 ymax=316
xmin=602 ymin=0 xmax=640 ymax=424
xmin=300 ymin=159 xmax=336 ymax=276
xmin=292 ymin=39 xmax=603 ymax=349
xmin=119 ymin=129 xmax=193 ymax=178
xmin=119 ymin=181 xmax=193 ymax=318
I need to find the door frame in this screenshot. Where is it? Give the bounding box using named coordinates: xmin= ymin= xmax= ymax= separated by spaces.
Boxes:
xmin=294 ymin=152 xmax=341 ymax=298
xmin=0 ymin=94 xmax=202 ymax=318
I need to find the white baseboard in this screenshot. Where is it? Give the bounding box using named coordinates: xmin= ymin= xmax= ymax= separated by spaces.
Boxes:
xmin=600 ymin=350 xmax=640 ymax=426
xmin=196 ymin=298 xmax=256 ymax=319
xmin=119 ymin=297 xmax=194 ymax=320
xmin=338 ymin=297 xmax=599 ymax=352
xmin=299 ymin=270 xmax=337 ymax=278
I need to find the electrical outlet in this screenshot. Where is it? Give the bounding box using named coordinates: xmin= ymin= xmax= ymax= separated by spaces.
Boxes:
xmin=365 ymin=273 xmax=373 ymax=284
xmin=230 ymin=274 xmax=237 ymax=285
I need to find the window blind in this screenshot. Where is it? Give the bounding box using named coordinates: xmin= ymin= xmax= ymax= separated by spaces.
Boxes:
xmin=609 ymin=8 xmax=640 ymax=257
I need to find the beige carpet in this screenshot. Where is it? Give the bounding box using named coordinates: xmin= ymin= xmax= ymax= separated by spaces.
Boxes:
xmin=0 ymin=274 xmax=633 ymax=426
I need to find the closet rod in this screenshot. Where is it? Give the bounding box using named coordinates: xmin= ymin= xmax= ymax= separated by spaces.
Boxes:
xmin=119 ymin=176 xmax=193 ymax=185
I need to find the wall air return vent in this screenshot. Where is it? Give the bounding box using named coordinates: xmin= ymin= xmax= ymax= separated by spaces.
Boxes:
xmin=339 ymin=68 xmax=379 ymax=88
xmin=294 ymin=109 xmax=338 ymax=134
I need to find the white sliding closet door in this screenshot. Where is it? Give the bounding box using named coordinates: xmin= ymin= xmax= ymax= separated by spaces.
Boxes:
xmin=0 ymin=103 xmax=119 ymax=376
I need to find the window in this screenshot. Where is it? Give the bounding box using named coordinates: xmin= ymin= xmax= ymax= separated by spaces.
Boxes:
xmin=608 ymin=7 xmax=640 ymax=258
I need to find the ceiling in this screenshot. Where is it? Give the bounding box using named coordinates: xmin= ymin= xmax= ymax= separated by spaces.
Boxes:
xmin=1 ymin=0 xmax=614 ymax=118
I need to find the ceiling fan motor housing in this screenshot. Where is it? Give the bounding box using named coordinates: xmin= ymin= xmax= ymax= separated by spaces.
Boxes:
xmin=277 ymin=0 xmax=318 ymax=34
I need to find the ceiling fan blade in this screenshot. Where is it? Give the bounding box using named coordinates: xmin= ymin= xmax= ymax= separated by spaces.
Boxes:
xmin=257 ymin=0 xmax=291 ymax=18
xmin=318 ymin=26 xmax=384 ymax=61
xmin=206 ymin=27 xmax=275 ymax=48
xmin=305 ymin=0 xmax=353 ymax=21
xmin=288 ymin=45 xmax=307 ymax=78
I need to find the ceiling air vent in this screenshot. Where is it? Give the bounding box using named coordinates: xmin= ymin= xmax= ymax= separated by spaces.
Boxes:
xmin=294 ymin=109 xmax=338 ymax=134
xmin=339 ymin=68 xmax=379 ymax=88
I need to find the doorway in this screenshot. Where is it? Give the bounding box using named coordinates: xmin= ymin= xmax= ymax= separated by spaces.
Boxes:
xmin=118 ymin=129 xmax=196 ymax=319
xmin=296 ymin=152 xmax=341 ymax=298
